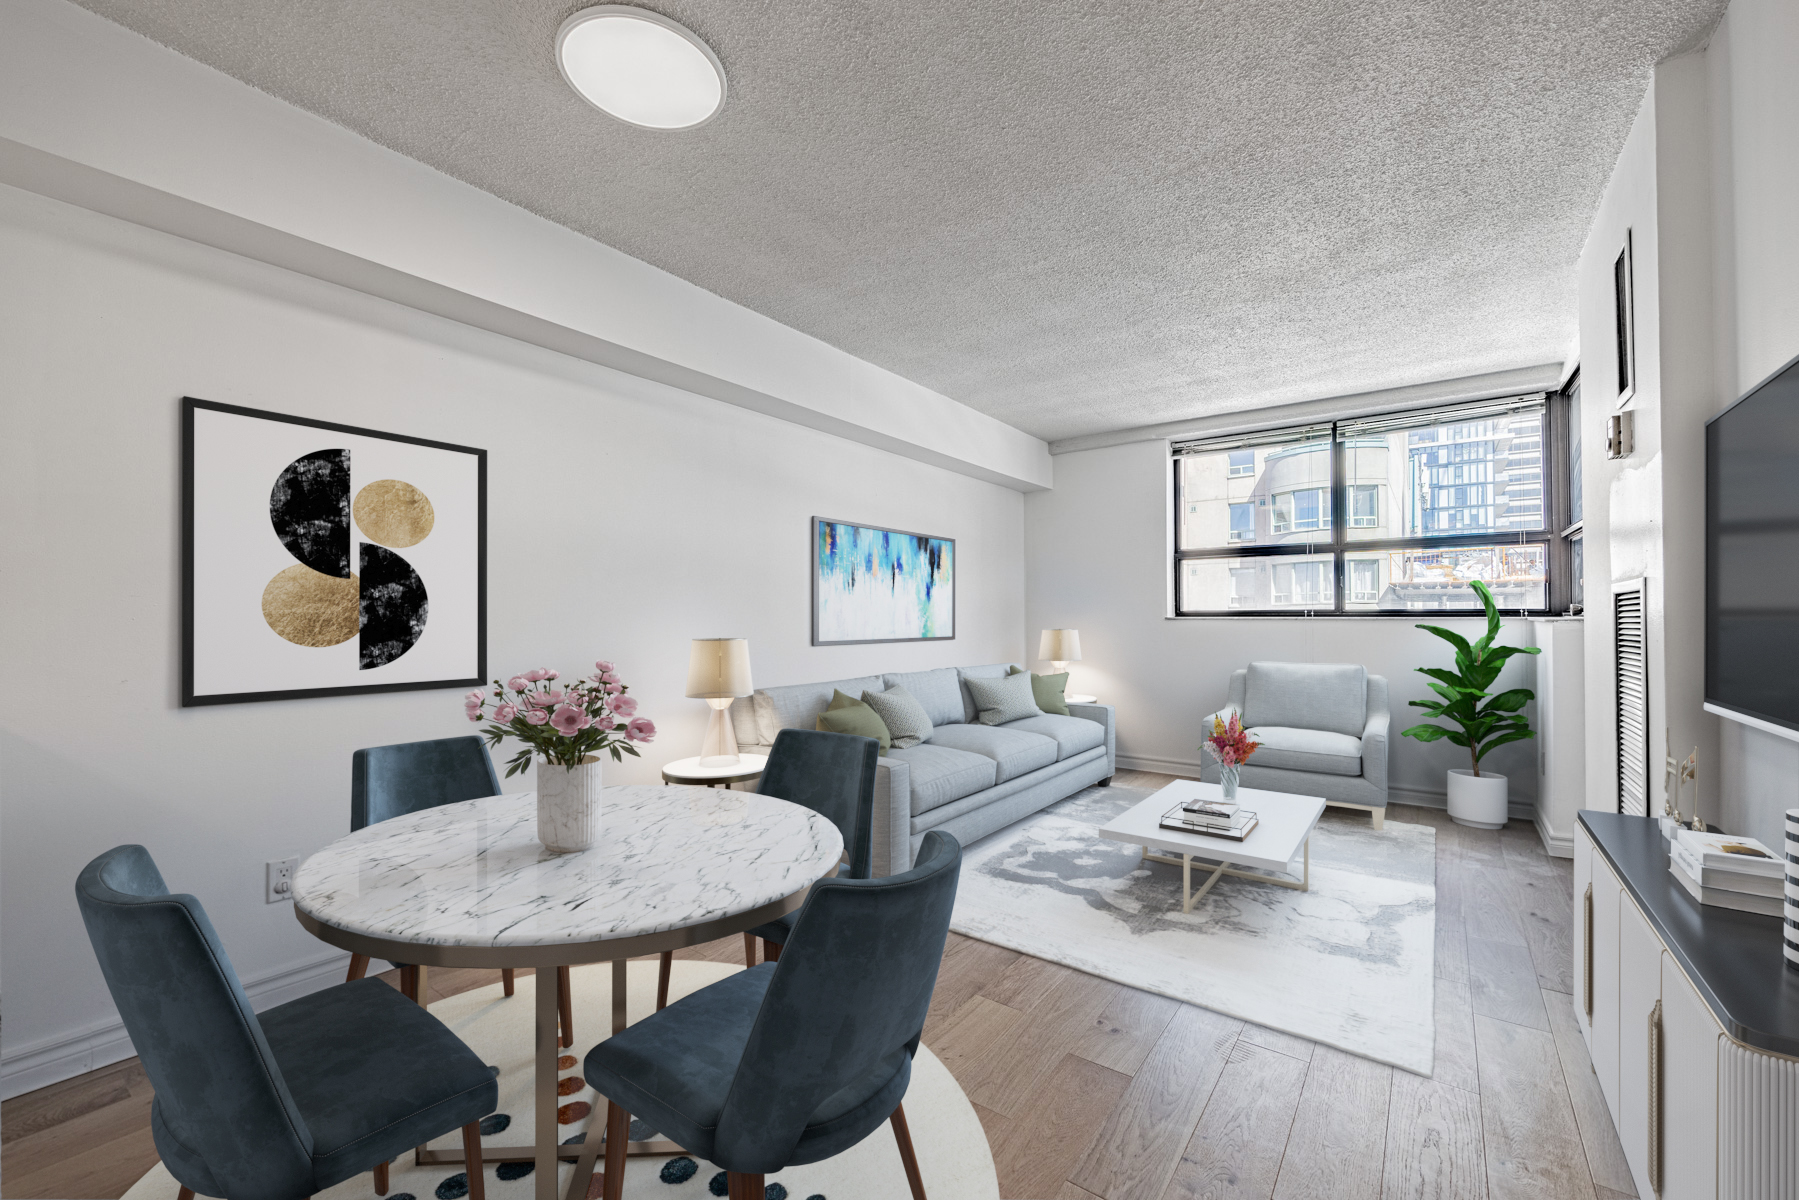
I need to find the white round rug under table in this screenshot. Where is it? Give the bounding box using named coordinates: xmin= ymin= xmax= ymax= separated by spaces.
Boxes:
xmin=123 ymin=960 xmax=997 ymax=1200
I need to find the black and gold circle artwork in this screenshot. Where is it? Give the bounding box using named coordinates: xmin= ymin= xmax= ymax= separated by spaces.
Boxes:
xmin=263 ymin=448 xmax=431 ymax=669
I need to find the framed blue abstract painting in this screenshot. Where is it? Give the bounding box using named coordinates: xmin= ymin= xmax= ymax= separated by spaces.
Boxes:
xmin=812 ymin=517 xmax=955 ymax=645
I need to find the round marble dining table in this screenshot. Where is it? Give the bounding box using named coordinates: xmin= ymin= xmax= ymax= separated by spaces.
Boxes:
xmin=293 ymin=784 xmax=844 ymax=1200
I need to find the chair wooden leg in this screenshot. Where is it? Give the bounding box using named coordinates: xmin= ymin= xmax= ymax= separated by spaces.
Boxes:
xmin=558 ymin=965 xmax=575 ymax=1048
xmin=891 ymin=1103 xmax=927 ymax=1200
xmin=461 ymin=1120 xmax=485 ymax=1200
xmin=373 ymin=1159 xmax=389 ymax=1195
xmin=502 ymin=967 xmax=515 ymax=997
xmin=603 ymin=1099 xmax=629 ymax=1200
xmin=762 ymin=938 xmax=782 ymax=962
xmin=657 ymin=951 xmax=672 ymax=1010
xmin=728 ymin=1173 xmax=765 ymax=1200
xmin=399 ymin=964 xmax=419 ymax=1002
xmin=346 ymin=953 xmax=369 ymax=983
xmin=743 ymin=932 xmax=757 ymax=967
xmin=177 ymin=1188 xmax=195 ymax=1200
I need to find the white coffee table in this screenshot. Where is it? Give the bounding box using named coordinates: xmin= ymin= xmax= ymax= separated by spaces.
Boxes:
xmin=1099 ymin=780 xmax=1326 ymax=913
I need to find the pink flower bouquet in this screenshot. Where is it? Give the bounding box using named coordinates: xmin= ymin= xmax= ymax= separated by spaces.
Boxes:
xmin=1203 ymin=712 xmax=1259 ymax=767
xmin=463 ymin=660 xmax=656 ymax=777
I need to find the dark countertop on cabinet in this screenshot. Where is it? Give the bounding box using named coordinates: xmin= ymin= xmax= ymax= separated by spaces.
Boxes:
xmin=1581 ymin=811 xmax=1799 ymax=1058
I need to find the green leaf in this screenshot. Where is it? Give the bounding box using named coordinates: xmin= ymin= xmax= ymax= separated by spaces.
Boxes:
xmin=1416 ymin=624 xmax=1475 ymax=667
xmin=1473 ymin=728 xmax=1536 ymax=760
xmin=1482 ymin=689 xmax=1534 ymax=713
xmin=1400 ymin=724 xmax=1451 ymax=741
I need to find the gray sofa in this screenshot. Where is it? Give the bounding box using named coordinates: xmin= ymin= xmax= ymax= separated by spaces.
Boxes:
xmin=1200 ymin=662 xmax=1390 ymax=828
xmin=729 ymin=664 xmax=1116 ymax=876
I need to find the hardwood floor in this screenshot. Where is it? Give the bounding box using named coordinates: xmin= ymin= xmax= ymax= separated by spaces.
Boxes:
xmin=0 ymin=771 xmax=1633 ymax=1200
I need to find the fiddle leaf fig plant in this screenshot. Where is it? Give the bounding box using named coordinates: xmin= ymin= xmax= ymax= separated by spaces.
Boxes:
xmin=1399 ymin=580 xmax=1540 ymax=777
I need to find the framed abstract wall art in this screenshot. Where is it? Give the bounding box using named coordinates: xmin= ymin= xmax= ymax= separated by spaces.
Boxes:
xmin=812 ymin=517 xmax=954 ymax=645
xmin=182 ymin=398 xmax=486 ymax=706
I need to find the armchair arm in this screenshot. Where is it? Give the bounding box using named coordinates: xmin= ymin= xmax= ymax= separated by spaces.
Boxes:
xmin=1066 ymin=703 xmax=1116 ymax=775
xmin=870 ymin=756 xmax=912 ymax=877
xmin=1361 ymin=677 xmax=1390 ymax=791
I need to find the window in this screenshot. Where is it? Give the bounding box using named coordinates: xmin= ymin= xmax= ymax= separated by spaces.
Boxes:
xmin=1228 ymin=502 xmax=1255 ymax=543
xmin=1173 ymin=395 xmax=1554 ymax=614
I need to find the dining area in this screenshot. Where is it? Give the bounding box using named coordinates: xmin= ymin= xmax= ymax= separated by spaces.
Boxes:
xmin=72 ymin=666 xmax=968 ymax=1200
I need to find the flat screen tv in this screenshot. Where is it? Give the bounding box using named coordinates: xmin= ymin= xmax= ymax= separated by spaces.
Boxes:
xmin=1706 ymin=351 xmax=1799 ymax=737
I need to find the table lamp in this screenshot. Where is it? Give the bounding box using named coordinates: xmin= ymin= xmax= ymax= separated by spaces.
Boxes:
xmin=1038 ymin=628 xmax=1082 ymax=672
xmin=686 ymin=638 xmax=753 ymax=766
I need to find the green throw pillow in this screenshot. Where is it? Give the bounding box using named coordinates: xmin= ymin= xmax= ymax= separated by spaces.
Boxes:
xmin=1010 ymin=665 xmax=1070 ymax=716
xmin=814 ymin=689 xmax=891 ymax=750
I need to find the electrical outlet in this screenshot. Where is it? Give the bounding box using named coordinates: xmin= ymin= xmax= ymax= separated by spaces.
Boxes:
xmin=266 ymin=857 xmax=298 ymax=904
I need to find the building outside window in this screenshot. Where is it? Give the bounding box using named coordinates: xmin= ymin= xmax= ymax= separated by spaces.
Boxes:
xmin=1172 ymin=395 xmax=1554 ymax=613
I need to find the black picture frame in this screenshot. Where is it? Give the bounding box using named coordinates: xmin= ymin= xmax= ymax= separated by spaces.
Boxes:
xmin=181 ymin=397 xmax=487 ymax=706
xmin=811 ymin=516 xmax=956 ymax=646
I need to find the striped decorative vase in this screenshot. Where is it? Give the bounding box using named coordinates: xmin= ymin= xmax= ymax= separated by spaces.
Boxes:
xmin=1786 ymin=809 xmax=1799 ymax=971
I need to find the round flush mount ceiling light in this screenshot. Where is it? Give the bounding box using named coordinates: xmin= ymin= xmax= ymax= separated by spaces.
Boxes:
xmin=555 ymin=6 xmax=726 ymax=130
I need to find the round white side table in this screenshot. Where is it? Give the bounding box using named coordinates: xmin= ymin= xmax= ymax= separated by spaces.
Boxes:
xmin=1066 ymin=693 xmax=1099 ymax=704
xmin=660 ymin=753 xmax=769 ymax=788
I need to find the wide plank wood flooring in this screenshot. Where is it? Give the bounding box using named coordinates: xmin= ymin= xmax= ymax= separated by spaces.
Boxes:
xmin=1 ymin=770 xmax=1632 ymax=1200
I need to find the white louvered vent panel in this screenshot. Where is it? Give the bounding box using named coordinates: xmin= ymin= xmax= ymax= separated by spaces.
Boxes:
xmin=1615 ymin=581 xmax=1648 ymax=816
xmin=1719 ymin=1038 xmax=1799 ymax=1200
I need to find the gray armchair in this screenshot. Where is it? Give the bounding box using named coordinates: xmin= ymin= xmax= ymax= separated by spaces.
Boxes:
xmin=1201 ymin=662 xmax=1389 ymax=829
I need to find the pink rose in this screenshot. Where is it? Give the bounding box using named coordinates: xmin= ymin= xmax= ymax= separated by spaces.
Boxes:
xmin=493 ymin=703 xmax=518 ymax=723
xmin=526 ymin=691 xmax=560 ymax=709
xmin=524 ymin=709 xmax=550 ymax=726
xmin=545 ymin=668 xmax=560 ymax=681
xmin=595 ymin=660 xmax=616 ymax=673
xmin=465 ymin=688 xmax=485 ymax=703
xmin=609 ymin=694 xmax=638 ymax=717
xmin=600 ymin=671 xmax=620 ymax=684
xmin=507 ymin=675 xmax=530 ymax=692
xmin=626 ymin=717 xmax=656 ymax=742
xmin=466 ymin=708 xmax=483 ymax=722
xmin=549 ymin=705 xmax=591 ymax=736
xmin=605 ymin=681 xmax=624 ymax=694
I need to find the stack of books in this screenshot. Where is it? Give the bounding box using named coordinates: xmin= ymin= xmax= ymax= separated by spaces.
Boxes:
xmin=1668 ymin=829 xmax=1783 ymax=916
xmin=1161 ymin=799 xmax=1258 ymax=840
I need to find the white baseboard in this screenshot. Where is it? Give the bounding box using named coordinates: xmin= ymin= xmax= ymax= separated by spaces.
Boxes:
xmin=0 ymin=949 xmax=352 ymax=1101
xmin=1533 ymin=813 xmax=1576 ymax=859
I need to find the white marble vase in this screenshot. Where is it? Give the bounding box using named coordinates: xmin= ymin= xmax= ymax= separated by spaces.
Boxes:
xmin=536 ymin=756 xmax=600 ymax=852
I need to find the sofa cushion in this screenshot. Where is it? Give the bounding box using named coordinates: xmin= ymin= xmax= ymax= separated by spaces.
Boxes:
xmin=1010 ymin=666 xmax=1070 ymax=716
xmin=757 ymin=676 xmax=885 ymax=739
xmin=881 ymin=669 xmax=966 ymax=727
xmin=1245 ymin=726 xmax=1363 ymax=776
xmin=862 ymin=686 xmax=933 ymax=749
xmin=1245 ymin=662 xmax=1366 ymax=738
xmin=925 ymin=723 xmax=1057 ymax=783
xmin=956 ymin=664 xmax=1021 ymax=723
xmin=814 ymin=691 xmax=891 ymax=751
xmin=964 ymin=672 xmax=1042 ymax=726
xmin=1001 ymin=713 xmax=1105 ymax=761
xmin=883 ymin=743 xmax=998 ymax=813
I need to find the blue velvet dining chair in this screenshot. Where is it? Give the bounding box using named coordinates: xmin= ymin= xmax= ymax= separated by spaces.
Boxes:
xmin=77 ymin=844 xmax=499 ymax=1200
xmin=586 ymin=829 xmax=961 ymax=1200
xmin=652 ymin=728 xmax=879 ymax=1010
xmin=349 ymin=736 xmax=575 ymax=1046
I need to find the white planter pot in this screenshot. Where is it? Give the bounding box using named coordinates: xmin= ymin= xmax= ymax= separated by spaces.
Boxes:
xmin=1447 ymin=769 xmax=1508 ymax=829
xmin=536 ymin=756 xmax=601 ymax=852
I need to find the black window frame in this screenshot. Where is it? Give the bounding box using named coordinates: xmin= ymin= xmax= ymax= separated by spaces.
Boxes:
xmin=1171 ymin=395 xmax=1560 ymax=616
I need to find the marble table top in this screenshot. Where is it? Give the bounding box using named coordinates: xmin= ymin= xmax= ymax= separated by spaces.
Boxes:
xmin=293 ymin=785 xmax=842 ymax=951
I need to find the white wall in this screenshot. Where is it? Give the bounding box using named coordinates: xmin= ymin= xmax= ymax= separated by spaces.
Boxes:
xmin=1024 ymin=439 xmax=1539 ymax=804
xmin=0 ymin=187 xmax=1026 ymax=1096
xmin=1705 ymin=0 xmax=1799 ymax=851
xmin=1572 ymin=0 xmax=1799 ymax=852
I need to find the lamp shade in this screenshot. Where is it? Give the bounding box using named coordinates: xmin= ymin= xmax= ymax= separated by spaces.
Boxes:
xmin=686 ymin=638 xmax=753 ymax=698
xmin=1038 ymin=629 xmax=1082 ymax=663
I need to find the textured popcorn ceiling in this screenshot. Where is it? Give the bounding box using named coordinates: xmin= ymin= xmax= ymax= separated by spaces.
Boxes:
xmin=73 ymin=0 xmax=1724 ymax=442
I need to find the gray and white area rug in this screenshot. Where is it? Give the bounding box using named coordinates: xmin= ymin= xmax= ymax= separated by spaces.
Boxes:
xmin=951 ymin=785 xmax=1437 ymax=1075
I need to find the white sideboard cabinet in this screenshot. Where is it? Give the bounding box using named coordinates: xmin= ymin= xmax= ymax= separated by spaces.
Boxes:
xmin=1575 ymin=814 xmax=1799 ymax=1199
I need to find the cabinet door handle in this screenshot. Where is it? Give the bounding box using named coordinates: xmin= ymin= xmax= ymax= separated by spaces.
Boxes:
xmin=1648 ymin=997 xmax=1663 ymax=1196
xmin=1583 ymin=883 xmax=1594 ymax=1018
